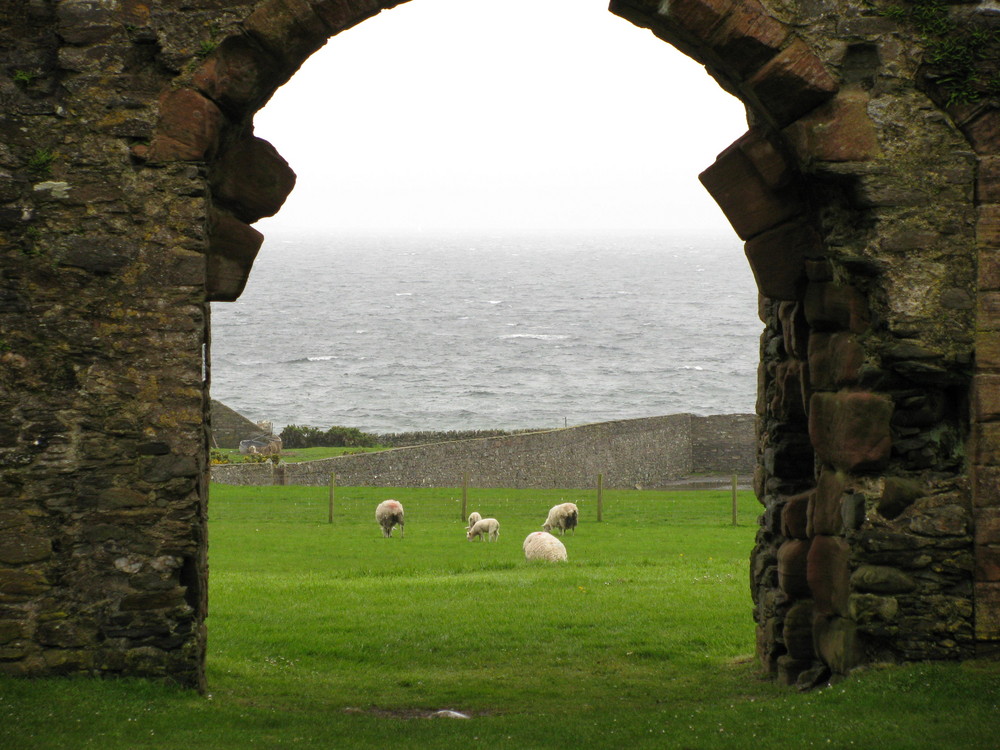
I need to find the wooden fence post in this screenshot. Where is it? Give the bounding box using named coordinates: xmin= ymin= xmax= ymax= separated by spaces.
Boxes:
xmin=461 ymin=473 xmax=469 ymax=521
xmin=329 ymin=473 xmax=336 ymax=524
xmin=597 ymin=473 xmax=604 ymax=522
xmin=731 ymin=473 xmax=738 ymax=526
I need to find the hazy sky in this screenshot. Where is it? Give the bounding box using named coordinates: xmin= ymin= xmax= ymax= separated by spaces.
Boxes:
xmin=253 ymin=0 xmax=749 ymax=235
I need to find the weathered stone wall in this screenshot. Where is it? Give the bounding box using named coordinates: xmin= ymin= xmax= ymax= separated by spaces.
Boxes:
xmin=690 ymin=414 xmax=756 ymax=474
xmin=210 ymin=399 xmax=266 ymax=449
xmin=614 ymin=0 xmax=999 ymax=685
xmin=211 ymin=413 xmax=754 ymax=489
xmin=1 ymin=0 xmax=998 ymax=688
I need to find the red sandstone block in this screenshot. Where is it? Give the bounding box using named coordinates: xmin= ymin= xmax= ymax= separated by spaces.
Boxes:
xmin=961 ymin=108 xmax=1000 ymax=155
xmin=807 ymin=466 xmax=846 ymax=537
xmin=808 ymin=391 xmax=893 ymax=474
xmin=770 ymin=359 xmax=807 ymax=422
xmin=803 ymin=281 xmax=870 ymax=334
xmin=211 ymin=137 xmax=297 ymax=224
xmin=978 ymin=157 xmax=1000 ymax=204
xmin=699 ymin=135 xmax=803 ymax=240
xmin=979 ymin=291 xmax=1000 ymax=331
xmin=973 ymin=374 xmax=1000 ymax=423
xmin=980 ymin=248 xmax=1000 ymax=292
xmin=708 ymin=0 xmax=788 ymax=79
xmin=244 ymin=0 xmax=331 ymax=66
xmin=978 ymin=331 xmax=1000 ymax=372
xmin=978 ymin=205 xmax=1000 ymax=248
xmin=974 ymin=582 xmax=1000 ymax=640
xmin=748 ymin=38 xmax=838 ymax=127
xmin=972 ymin=422 xmax=1000 ymax=465
xmin=976 ymin=545 xmax=1000 ymax=582
xmin=976 ymin=508 xmax=1000 ymax=546
xmin=744 ymin=220 xmax=820 ymax=301
xmin=737 ymin=130 xmax=796 ymax=191
xmin=147 ymin=88 xmax=224 ymax=162
xmin=783 ymin=599 xmax=816 ymax=660
xmin=310 ymin=0 xmax=383 ymax=35
xmin=813 ymin=614 xmax=861 ymax=675
xmin=777 ymin=539 xmax=811 ymax=598
xmin=973 ymin=464 xmax=1000 ymax=508
xmin=655 ymin=0 xmax=733 ymax=39
xmin=808 ymin=332 xmax=864 ymax=391
xmin=207 ymin=209 xmax=265 ymax=302
xmin=783 ymin=89 xmax=881 ymax=163
xmin=781 ymin=491 xmax=812 ymax=539
xmin=807 ymin=535 xmax=850 ymax=617
xmin=192 ymin=36 xmax=278 ymax=116
xmin=779 ymin=301 xmax=809 ymax=360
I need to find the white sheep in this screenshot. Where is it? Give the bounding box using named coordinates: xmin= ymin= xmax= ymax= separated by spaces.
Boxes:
xmin=467 ymin=517 xmax=500 ymax=542
xmin=542 ymin=502 xmax=579 ymax=535
xmin=375 ymin=499 xmax=405 ymax=538
xmin=466 ymin=511 xmax=482 ymax=531
xmin=523 ymin=531 xmax=567 ymax=562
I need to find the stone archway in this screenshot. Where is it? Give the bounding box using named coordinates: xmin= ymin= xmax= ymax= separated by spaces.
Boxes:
xmin=0 ymin=0 xmax=997 ymax=689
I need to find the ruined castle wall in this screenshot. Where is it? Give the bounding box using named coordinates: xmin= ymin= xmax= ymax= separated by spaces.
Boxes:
xmin=1 ymin=0 xmax=997 ymax=688
xmin=612 ymin=0 xmax=999 ymax=685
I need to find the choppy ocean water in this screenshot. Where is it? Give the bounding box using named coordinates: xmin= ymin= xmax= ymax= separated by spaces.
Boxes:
xmin=209 ymin=231 xmax=762 ymax=434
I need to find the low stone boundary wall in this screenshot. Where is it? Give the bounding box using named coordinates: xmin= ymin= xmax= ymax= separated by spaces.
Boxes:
xmin=211 ymin=414 xmax=754 ymax=489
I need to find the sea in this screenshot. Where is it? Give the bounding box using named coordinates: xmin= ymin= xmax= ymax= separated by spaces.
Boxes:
xmin=209 ymin=231 xmax=762 ymax=435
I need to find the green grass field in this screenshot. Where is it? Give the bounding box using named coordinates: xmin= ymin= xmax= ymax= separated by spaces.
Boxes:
xmin=1 ymin=485 xmax=997 ymax=749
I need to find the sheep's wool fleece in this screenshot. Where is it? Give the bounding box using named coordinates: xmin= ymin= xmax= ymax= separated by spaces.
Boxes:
xmin=523 ymin=531 xmax=567 ymax=562
xmin=469 ymin=518 xmax=499 ymax=540
xmin=544 ymin=503 xmax=578 ymax=532
xmin=376 ymin=500 xmax=404 ymax=525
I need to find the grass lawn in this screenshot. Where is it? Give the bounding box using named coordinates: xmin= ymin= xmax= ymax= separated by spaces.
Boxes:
xmin=1 ymin=485 xmax=997 ymax=749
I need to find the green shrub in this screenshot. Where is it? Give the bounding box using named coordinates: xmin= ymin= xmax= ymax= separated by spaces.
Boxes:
xmin=279 ymin=424 xmax=378 ymax=449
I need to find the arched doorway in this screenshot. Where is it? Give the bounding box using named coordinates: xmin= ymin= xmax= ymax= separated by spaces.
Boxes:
xmin=148 ymin=0 xmax=993 ymax=686
xmin=1 ymin=0 xmax=996 ymax=690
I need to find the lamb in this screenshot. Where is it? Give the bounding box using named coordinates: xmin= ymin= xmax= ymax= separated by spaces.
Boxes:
xmin=466 ymin=511 xmax=482 ymax=531
xmin=467 ymin=517 xmax=500 ymax=542
xmin=375 ymin=499 xmax=405 ymax=538
xmin=523 ymin=531 xmax=567 ymax=562
xmin=542 ymin=502 xmax=579 ymax=536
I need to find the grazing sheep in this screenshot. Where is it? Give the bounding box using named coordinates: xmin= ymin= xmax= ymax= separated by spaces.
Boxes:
xmin=466 ymin=511 xmax=482 ymax=531
xmin=467 ymin=517 xmax=500 ymax=542
xmin=375 ymin=499 xmax=405 ymax=538
xmin=523 ymin=531 xmax=567 ymax=562
xmin=542 ymin=502 xmax=579 ymax=536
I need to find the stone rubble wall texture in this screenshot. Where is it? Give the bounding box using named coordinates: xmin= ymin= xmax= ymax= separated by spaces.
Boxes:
xmin=0 ymin=0 xmax=997 ymax=689
xmin=210 ymin=414 xmax=756 ymax=489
